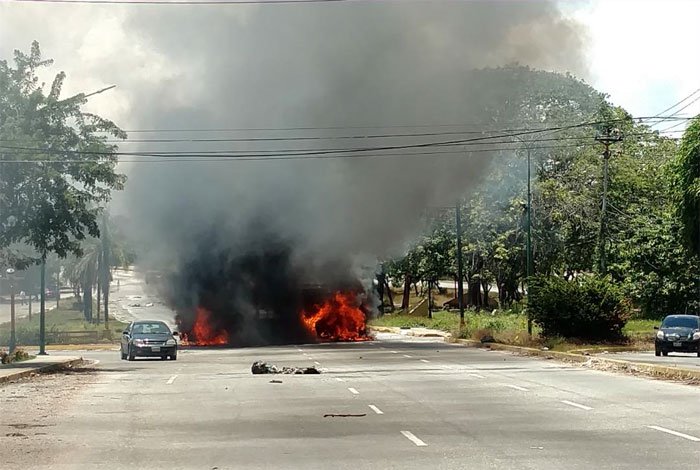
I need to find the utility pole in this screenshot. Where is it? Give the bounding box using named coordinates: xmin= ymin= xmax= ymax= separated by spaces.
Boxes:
xmin=595 ymin=127 xmax=623 ymax=274
xmin=38 ymin=256 xmax=47 ymax=355
xmin=456 ymin=200 xmax=465 ymax=326
xmin=525 ymin=144 xmax=533 ymax=336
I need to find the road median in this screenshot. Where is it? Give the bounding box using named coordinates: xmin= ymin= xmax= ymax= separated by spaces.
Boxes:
xmin=0 ymin=355 xmax=85 ymax=385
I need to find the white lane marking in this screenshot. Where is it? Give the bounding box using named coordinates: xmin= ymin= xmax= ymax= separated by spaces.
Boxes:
xmin=468 ymin=373 xmax=485 ymax=379
xmin=348 ymin=387 xmax=360 ymax=395
xmin=335 ymin=377 xmax=345 ymax=382
xmin=420 ymin=359 xmax=430 ymax=363
xmin=402 ymin=354 xmax=413 ymax=358
xmin=401 ymin=430 xmax=428 ymax=447
xmin=314 ymin=361 xmax=321 ymax=365
xmin=561 ymin=400 xmax=592 ymax=411
xmin=647 ymin=425 xmax=700 ymax=442
xmin=390 ymin=351 xmax=398 ymax=354
xmin=369 ymin=405 xmax=384 ymax=415
xmin=166 ymin=375 xmax=178 ymax=385
xmin=504 ymin=384 xmax=529 ymax=392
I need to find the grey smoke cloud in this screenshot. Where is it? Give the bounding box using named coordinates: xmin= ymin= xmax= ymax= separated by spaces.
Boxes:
xmin=117 ymin=1 xmax=587 ymax=268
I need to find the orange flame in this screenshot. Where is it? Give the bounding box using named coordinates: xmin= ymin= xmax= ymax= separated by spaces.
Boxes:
xmin=180 ymin=306 xmax=229 ymax=346
xmin=301 ymin=292 xmax=370 ymax=342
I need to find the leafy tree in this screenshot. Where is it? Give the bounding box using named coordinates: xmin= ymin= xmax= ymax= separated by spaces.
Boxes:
xmin=0 ymin=41 xmax=126 ymax=261
xmin=674 ymin=117 xmax=700 ymax=255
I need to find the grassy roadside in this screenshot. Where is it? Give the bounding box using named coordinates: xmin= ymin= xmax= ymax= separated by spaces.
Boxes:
xmin=369 ymin=310 xmax=656 ymax=352
xmin=0 ymin=297 xmax=128 ymax=346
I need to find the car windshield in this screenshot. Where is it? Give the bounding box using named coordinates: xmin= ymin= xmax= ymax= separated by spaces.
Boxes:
xmin=662 ymin=316 xmax=699 ymax=329
xmin=132 ymin=323 xmax=170 ymax=335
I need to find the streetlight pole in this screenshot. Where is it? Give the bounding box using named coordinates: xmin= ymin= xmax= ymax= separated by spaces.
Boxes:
xmin=38 ymin=256 xmax=47 ymax=355
xmin=6 ymin=268 xmax=16 ymax=354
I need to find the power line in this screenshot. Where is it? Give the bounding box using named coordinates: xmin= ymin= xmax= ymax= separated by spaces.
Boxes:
xmin=0 ymin=142 xmax=600 ymax=164
xmin=0 ymin=130 xmax=679 ymax=157
xmin=112 ymin=115 xmax=693 ymax=134
xmin=652 ymin=88 xmax=700 ymax=117
xmin=0 ymin=121 xmax=600 ymax=158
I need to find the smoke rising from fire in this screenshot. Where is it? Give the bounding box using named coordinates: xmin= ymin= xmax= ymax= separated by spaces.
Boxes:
xmin=104 ymin=1 xmax=589 ymax=344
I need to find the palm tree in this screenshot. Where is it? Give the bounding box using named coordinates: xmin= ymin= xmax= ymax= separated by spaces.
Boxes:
xmin=69 ymin=213 xmax=130 ymax=323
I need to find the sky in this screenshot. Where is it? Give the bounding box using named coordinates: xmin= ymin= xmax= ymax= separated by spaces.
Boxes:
xmin=573 ymin=0 xmax=700 ymax=125
xmin=1 ymin=0 xmax=698 ymax=131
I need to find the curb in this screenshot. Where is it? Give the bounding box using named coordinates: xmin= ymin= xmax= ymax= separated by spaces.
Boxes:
xmin=0 ymin=357 xmax=85 ymax=385
xmin=448 ymin=338 xmax=700 ymax=382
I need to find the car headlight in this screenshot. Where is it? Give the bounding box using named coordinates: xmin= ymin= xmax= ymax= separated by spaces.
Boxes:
xmin=693 ymin=332 xmax=700 ymax=341
xmin=133 ymin=339 xmax=146 ymax=346
xmin=165 ymin=338 xmax=177 ymax=346
xmin=656 ymin=331 xmax=665 ymax=340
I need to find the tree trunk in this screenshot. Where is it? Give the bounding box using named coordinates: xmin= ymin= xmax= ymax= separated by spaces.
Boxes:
xmin=401 ymin=275 xmax=411 ymax=311
xmin=468 ymin=277 xmax=480 ymax=309
xmin=96 ymin=277 xmax=101 ymax=325
xmin=383 ymin=278 xmax=394 ymax=311
xmin=482 ymin=280 xmax=491 ymax=310
xmin=82 ymin=281 xmax=93 ymax=322
xmin=427 ymin=280 xmax=433 ymax=319
xmin=28 ymin=290 xmax=32 ymax=321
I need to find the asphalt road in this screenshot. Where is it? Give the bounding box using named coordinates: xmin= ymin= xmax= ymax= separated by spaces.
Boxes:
xmin=2 ymin=335 xmax=700 ymax=469
xmin=109 ymin=269 xmax=178 ymax=328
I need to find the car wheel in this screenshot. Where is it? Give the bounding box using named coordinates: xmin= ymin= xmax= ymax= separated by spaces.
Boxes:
xmin=120 ymin=349 xmax=127 ymax=360
xmin=160 ymin=355 xmax=167 ymax=360
xmin=655 ymin=348 xmax=661 ymax=357
xmin=128 ymin=347 xmax=136 ymax=361
xmin=697 ymin=348 xmax=700 ymax=358
xmin=170 ymin=354 xmax=177 ymax=361
xmin=662 ymin=350 xmax=669 ymax=357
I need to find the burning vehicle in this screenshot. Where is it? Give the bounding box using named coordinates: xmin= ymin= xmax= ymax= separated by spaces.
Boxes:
xmin=160 ymin=238 xmax=373 ymax=347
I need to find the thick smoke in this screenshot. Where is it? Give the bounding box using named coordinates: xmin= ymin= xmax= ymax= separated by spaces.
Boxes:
xmin=108 ymin=1 xmax=588 ymax=344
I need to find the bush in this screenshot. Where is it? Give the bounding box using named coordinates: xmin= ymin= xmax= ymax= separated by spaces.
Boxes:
xmin=528 ymin=275 xmax=630 ymax=342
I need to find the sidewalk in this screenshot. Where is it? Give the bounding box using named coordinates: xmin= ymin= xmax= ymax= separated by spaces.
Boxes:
xmin=0 ymin=355 xmax=83 ymax=384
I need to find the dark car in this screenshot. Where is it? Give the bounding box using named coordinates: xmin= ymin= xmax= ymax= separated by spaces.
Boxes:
xmin=655 ymin=315 xmax=700 ymax=357
xmin=121 ymin=320 xmax=178 ymax=361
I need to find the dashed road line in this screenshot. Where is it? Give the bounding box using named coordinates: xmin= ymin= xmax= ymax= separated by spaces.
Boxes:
xmin=369 ymin=405 xmax=384 ymax=415
xmin=468 ymin=373 xmax=485 ymax=379
xmin=390 ymin=351 xmax=398 ymax=354
xmin=348 ymin=387 xmax=360 ymax=395
xmin=561 ymin=400 xmax=592 ymax=411
xmin=503 ymin=384 xmax=529 ymax=392
xmin=335 ymin=377 xmax=345 ymax=382
xmin=402 ymin=354 xmax=413 ymax=358
xmin=314 ymin=361 xmax=321 ymax=365
xmin=166 ymin=375 xmax=178 ymax=385
xmin=401 ymin=430 xmax=428 ymax=447
xmin=647 ymin=425 xmax=700 ymax=442
xmin=420 ymin=359 xmax=430 ymax=363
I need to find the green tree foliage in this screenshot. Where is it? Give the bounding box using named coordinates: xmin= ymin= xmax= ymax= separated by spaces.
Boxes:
xmin=0 ymin=41 xmax=126 ymax=260
xmin=528 ymin=275 xmax=630 ymax=341
xmin=386 ymin=66 xmax=691 ymax=320
xmin=674 ymin=117 xmax=700 ymax=255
